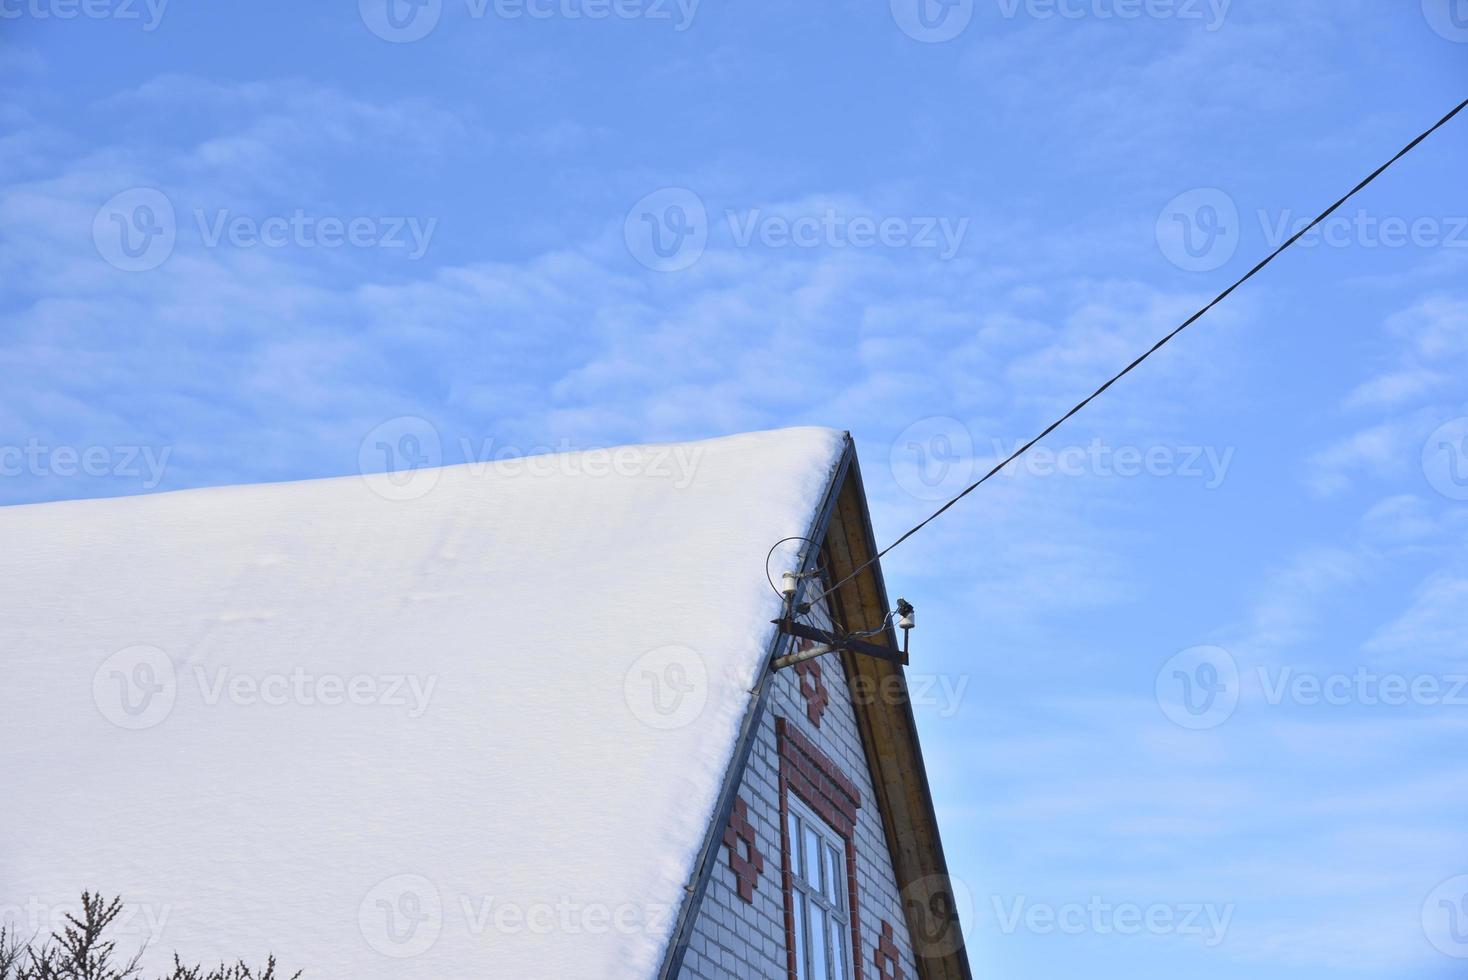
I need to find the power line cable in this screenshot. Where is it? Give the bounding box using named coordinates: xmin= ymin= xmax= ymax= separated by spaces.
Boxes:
xmin=812 ymin=95 xmax=1468 ymax=607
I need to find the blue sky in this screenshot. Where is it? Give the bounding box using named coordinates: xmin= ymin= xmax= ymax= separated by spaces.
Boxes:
xmin=3 ymin=0 xmax=1468 ymax=976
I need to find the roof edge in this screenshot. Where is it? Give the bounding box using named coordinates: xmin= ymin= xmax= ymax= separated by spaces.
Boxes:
xmin=834 ymin=446 xmax=975 ymax=980
xmin=655 ymin=433 xmax=855 ymax=980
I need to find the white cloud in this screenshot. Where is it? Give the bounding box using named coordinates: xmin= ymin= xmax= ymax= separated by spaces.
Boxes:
xmin=1305 ymin=421 xmax=1415 ymax=496
xmin=1342 ymin=368 xmax=1447 ymax=411
xmin=1310 ymin=296 xmax=1468 ymax=498
xmin=1389 ymin=295 xmax=1468 ymax=361
xmin=1231 ymin=546 xmax=1367 ymax=657
xmin=1359 ymin=494 xmax=1443 ymax=544
xmin=1364 ymin=573 xmax=1468 ymax=666
xmin=0 ymin=70 xmax=1247 ymax=520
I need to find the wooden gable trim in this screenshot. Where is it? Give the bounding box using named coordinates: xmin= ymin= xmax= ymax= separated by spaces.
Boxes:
xmin=824 ymin=450 xmax=974 ymax=980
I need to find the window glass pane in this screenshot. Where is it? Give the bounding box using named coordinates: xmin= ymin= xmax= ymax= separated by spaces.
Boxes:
xmin=790 ymin=812 xmax=804 ymax=880
xmin=828 ymin=915 xmax=847 ymax=979
xmin=792 ymin=893 xmax=806 ymax=979
xmin=808 ymin=906 xmax=828 ymax=980
xmin=786 ymin=797 xmax=853 ymax=978
xmin=803 ymin=823 xmax=823 ymax=890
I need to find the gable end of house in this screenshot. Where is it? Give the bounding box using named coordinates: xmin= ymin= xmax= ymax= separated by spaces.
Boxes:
xmin=659 ymin=434 xmax=973 ymax=980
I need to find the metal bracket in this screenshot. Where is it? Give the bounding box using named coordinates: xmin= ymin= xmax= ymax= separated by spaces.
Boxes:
xmin=770 ymin=618 xmax=908 ymax=669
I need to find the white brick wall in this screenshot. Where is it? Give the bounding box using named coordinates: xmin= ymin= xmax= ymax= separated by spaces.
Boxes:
xmin=677 ymin=594 xmax=920 ymax=980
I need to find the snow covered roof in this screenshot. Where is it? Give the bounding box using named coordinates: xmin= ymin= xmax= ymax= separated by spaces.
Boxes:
xmin=1 ymin=426 xmax=847 ymax=979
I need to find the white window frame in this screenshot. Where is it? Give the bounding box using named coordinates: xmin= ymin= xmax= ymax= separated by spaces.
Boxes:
xmin=786 ymin=794 xmax=853 ymax=980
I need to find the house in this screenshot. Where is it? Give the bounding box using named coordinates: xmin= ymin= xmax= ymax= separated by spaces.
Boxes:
xmin=1 ymin=426 xmax=971 ymax=980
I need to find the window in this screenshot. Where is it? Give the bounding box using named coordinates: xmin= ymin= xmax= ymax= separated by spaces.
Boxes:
xmin=786 ymin=795 xmax=852 ymax=980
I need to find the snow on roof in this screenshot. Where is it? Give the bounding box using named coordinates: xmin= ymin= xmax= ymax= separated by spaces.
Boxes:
xmin=0 ymin=426 xmax=846 ymax=979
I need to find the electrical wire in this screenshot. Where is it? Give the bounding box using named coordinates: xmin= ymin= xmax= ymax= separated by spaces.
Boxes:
xmin=765 ymin=535 xmax=827 ymax=600
xmin=764 ymin=535 xmax=885 ymax=648
xmin=811 ymin=95 xmax=1468 ymax=606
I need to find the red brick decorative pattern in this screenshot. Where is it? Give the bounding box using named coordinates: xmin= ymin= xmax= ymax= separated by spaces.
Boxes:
xmin=776 ymin=716 xmax=864 ymax=980
xmin=794 ymin=650 xmax=831 ymax=727
xmin=776 ymin=717 xmax=860 ymax=836
xmin=722 ymin=795 xmax=765 ymax=904
xmin=873 ymin=920 xmax=903 ymax=980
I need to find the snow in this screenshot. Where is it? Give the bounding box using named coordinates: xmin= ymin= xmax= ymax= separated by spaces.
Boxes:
xmin=0 ymin=426 xmax=845 ymax=979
